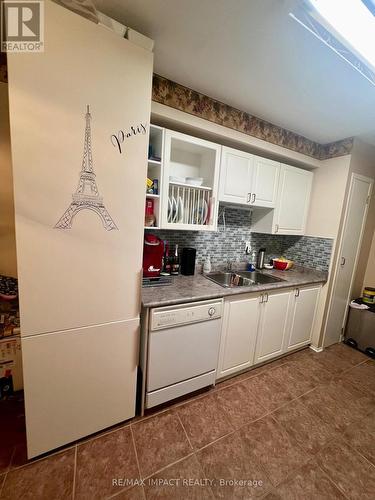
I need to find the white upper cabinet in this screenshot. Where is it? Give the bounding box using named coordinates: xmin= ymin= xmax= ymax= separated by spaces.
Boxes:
xmin=219 ymin=147 xmax=280 ymax=208
xmin=251 ymin=163 xmax=313 ymax=235
xmin=219 ymin=147 xmax=254 ymax=204
xmin=161 ymin=130 xmax=221 ymax=231
xmin=252 ymin=155 xmax=280 ymax=208
xmin=153 ymin=130 xmax=313 ymax=234
xmin=274 ymin=164 xmax=313 ymax=235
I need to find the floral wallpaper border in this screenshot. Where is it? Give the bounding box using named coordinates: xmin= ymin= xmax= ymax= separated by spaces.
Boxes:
xmin=152 ymin=74 xmax=353 ymax=160
xmin=0 ymin=60 xmax=353 ymax=160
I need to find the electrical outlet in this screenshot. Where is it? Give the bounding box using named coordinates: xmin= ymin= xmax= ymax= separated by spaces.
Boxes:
xmin=245 ymin=241 xmax=251 ymax=254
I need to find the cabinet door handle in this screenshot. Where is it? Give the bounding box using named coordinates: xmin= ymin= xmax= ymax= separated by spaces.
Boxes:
xmin=252 ymin=193 xmax=256 ymax=204
xmin=264 ymin=292 xmax=269 ymax=303
xmin=341 ymin=256 xmax=346 ymax=267
xmin=275 ymin=224 xmax=279 ymax=233
xmin=295 ymin=288 xmax=300 ymax=297
xmin=259 ymin=294 xmax=264 ymax=303
xmin=247 ymin=193 xmax=251 ymax=203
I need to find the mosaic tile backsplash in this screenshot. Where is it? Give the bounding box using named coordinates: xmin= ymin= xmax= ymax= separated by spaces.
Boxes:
xmin=155 ymin=207 xmax=333 ymax=272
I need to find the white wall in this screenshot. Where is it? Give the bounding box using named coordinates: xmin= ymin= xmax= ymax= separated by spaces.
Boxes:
xmin=0 ymin=82 xmax=17 ymax=277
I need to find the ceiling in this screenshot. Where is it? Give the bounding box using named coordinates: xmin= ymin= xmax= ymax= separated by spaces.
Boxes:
xmin=94 ymin=0 xmax=375 ymax=145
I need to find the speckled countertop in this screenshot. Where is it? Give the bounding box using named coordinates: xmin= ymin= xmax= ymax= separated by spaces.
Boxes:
xmin=141 ymin=266 xmax=327 ymax=308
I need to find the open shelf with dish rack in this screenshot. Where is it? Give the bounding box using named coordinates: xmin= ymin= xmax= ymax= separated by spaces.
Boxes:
xmin=161 ymin=130 xmax=221 ymax=231
xmin=144 ymin=125 xmax=164 ymax=230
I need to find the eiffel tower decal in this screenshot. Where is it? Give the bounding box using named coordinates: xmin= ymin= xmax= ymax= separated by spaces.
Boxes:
xmin=55 ymin=105 xmax=118 ymax=231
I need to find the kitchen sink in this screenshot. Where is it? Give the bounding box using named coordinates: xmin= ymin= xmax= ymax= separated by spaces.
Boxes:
xmin=235 ymin=271 xmax=284 ymax=284
xmin=205 ymin=272 xmax=255 ymax=288
xmin=205 ymin=270 xmax=284 ymax=288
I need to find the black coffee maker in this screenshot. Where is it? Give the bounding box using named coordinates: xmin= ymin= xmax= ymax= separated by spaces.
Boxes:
xmin=180 ymin=247 xmax=196 ymax=275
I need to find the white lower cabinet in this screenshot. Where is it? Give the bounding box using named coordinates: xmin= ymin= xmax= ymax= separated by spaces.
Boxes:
xmin=254 ymin=289 xmax=291 ymax=364
xmin=217 ymin=285 xmax=321 ymax=380
xmin=286 ymin=286 xmax=321 ymax=351
xmin=217 ymin=294 xmax=260 ymax=379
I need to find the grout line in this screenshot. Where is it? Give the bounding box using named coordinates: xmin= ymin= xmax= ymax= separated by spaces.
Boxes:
xmin=141 ymin=484 xmax=147 ymax=500
xmin=71 ymin=445 xmax=77 ymax=500
xmin=0 ymin=472 xmax=8 ymax=497
xmin=191 ymin=428 xmax=238 ymax=454
xmin=107 ymin=485 xmax=145 ymax=500
xmin=267 ymin=412 xmax=322 ymax=470
xmin=106 ymin=427 xmax=143 ymax=500
xmin=342 ymin=438 xmax=375 ymax=471
xmin=214 ymin=358 xmax=290 ymax=390
xmin=76 ymin=421 xmax=132 ymax=448
xmin=192 ymin=452 xmax=216 ymax=500
xmin=315 ymin=459 xmax=351 ymax=500
xmin=7 ymin=445 xmax=16 ymax=474
xmin=176 ymin=413 xmax=194 ymax=452
xmin=129 ymin=425 xmax=143 ymax=482
xmin=5 ymin=442 xmax=77 ymax=474
xmin=141 ymin=451 xmax=196 ymax=482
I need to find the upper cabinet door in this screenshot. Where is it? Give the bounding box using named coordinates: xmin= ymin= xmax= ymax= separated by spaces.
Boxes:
xmin=219 ymin=147 xmax=253 ymax=205
xmin=251 ymin=156 xmax=280 ymax=208
xmin=274 ymin=164 xmax=313 ymax=235
xmin=161 ymin=130 xmax=221 ymax=231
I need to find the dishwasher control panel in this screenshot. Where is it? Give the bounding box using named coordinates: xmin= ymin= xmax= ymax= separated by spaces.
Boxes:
xmin=150 ymin=300 xmax=222 ymax=331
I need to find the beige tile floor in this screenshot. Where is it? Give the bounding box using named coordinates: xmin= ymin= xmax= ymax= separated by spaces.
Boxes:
xmin=0 ymin=343 xmax=374 ymax=499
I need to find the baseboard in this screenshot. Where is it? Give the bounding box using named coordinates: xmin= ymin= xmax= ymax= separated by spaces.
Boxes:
xmin=309 ymin=345 xmax=324 ymax=353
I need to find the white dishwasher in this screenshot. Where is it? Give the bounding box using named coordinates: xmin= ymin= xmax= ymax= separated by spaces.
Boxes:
xmin=146 ymin=299 xmax=223 ymax=409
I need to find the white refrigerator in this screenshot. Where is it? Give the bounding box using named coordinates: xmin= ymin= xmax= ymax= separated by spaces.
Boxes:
xmin=7 ymin=0 xmax=153 ymax=457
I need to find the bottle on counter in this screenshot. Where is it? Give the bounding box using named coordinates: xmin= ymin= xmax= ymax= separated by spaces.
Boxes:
xmin=247 ymin=250 xmax=256 ymax=272
xmin=171 ymin=244 xmax=180 ymax=275
xmin=203 ymin=255 xmax=212 ymax=274
xmin=160 ymin=242 xmax=171 ymax=276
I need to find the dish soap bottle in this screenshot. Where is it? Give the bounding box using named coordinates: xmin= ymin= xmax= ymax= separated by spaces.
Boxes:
xmin=247 ymin=250 xmax=256 ymax=272
xmin=203 ymin=255 xmax=212 ymax=274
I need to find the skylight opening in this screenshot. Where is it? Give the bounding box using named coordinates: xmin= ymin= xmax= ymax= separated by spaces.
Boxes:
xmin=307 ymin=0 xmax=375 ymax=71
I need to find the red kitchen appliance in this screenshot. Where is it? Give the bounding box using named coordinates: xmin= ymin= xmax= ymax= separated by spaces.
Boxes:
xmin=143 ymin=234 xmax=164 ymax=278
